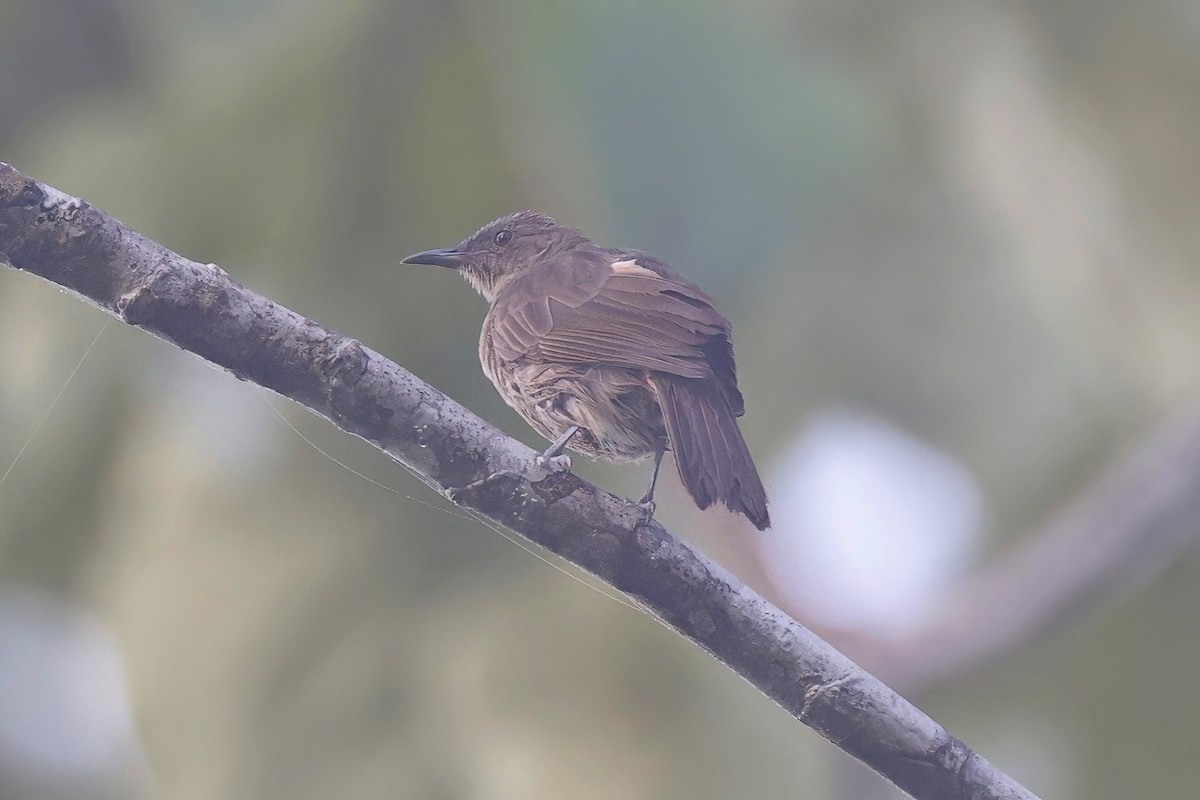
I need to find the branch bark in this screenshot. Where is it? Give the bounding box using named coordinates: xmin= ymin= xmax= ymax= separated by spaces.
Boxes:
xmin=0 ymin=162 xmax=1040 ymax=800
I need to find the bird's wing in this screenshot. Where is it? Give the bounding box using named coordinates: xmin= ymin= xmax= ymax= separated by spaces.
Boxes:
xmin=488 ymin=253 xmax=742 ymax=399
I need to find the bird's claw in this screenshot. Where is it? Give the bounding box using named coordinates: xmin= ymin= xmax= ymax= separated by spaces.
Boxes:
xmin=535 ymin=453 xmax=572 ymax=473
xmin=635 ymin=497 xmax=656 ymax=526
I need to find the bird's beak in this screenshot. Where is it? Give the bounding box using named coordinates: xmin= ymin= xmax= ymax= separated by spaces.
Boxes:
xmin=401 ymin=248 xmax=465 ymax=268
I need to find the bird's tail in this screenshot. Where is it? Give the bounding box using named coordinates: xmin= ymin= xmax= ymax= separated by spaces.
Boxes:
xmin=651 ymin=375 xmax=770 ymax=530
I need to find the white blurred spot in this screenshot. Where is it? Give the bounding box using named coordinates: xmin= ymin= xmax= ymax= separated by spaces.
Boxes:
xmin=0 ymin=587 xmax=146 ymax=783
xmin=763 ymin=409 xmax=986 ymax=633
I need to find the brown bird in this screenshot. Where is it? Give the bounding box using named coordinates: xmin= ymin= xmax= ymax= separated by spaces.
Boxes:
xmin=403 ymin=211 xmax=769 ymax=530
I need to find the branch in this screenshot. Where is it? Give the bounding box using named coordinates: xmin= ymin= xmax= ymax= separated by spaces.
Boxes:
xmin=0 ymin=162 xmax=1039 ymax=800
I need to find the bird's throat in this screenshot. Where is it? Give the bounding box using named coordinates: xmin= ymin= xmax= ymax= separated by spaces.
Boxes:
xmin=461 ymin=265 xmax=498 ymax=303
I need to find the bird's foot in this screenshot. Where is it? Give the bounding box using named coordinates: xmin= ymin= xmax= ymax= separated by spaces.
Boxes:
xmin=534 ymin=452 xmax=572 ymax=473
xmin=535 ymin=426 xmax=579 ymax=473
xmin=634 ymin=495 xmax=656 ymax=526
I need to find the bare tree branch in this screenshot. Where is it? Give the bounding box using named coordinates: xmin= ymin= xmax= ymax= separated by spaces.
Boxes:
xmin=0 ymin=162 xmax=1039 ymax=800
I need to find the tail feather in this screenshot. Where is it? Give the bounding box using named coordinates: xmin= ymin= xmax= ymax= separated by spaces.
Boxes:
xmin=652 ymin=376 xmax=770 ymax=530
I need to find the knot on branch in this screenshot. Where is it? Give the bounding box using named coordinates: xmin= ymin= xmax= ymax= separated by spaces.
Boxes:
xmin=36 ymin=183 xmax=83 ymax=222
xmin=325 ymin=338 xmax=369 ymax=394
xmin=931 ymin=736 xmax=973 ymax=781
xmin=799 ymin=671 xmax=862 ymax=739
xmin=117 ymin=259 xmax=231 ymax=327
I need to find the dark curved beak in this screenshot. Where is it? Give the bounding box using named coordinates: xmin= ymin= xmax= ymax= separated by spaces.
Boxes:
xmin=401 ymin=248 xmax=465 ymax=268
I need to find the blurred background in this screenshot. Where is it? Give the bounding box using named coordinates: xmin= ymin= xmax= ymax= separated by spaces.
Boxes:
xmin=2 ymin=0 xmax=1200 ymax=797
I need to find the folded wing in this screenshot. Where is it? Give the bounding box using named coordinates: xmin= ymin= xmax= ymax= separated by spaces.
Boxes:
xmin=488 ymin=254 xmax=744 ymax=412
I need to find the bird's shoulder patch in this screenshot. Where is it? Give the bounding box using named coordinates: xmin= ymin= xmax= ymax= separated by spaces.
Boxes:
xmin=610 ymin=257 xmax=661 ymax=279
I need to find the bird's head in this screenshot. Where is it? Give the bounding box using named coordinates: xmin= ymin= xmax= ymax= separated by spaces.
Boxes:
xmin=402 ymin=211 xmax=589 ymax=302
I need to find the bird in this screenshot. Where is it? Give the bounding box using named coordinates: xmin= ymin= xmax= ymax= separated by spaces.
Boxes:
xmin=402 ymin=211 xmax=769 ymax=530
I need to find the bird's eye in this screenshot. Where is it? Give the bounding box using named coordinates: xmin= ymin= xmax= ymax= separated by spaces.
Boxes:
xmin=494 ymin=229 xmax=513 ymax=246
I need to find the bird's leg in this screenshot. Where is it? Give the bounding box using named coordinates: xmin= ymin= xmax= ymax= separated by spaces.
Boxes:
xmin=636 ymin=446 xmax=666 ymax=521
xmin=535 ymin=425 xmax=579 ymax=472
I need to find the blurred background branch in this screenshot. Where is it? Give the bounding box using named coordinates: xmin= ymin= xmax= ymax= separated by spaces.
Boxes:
xmin=831 ymin=406 xmax=1200 ymax=692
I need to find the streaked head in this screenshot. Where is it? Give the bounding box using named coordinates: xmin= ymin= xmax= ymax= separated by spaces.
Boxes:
xmin=402 ymin=211 xmax=589 ymax=301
